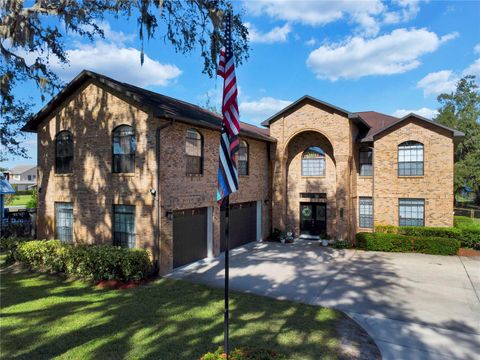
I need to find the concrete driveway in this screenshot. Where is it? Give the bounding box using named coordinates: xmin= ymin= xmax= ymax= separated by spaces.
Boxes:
xmin=169 ymin=241 xmax=480 ymax=360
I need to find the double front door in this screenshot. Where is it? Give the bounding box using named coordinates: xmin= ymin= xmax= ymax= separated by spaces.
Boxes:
xmin=300 ymin=202 xmax=326 ymax=237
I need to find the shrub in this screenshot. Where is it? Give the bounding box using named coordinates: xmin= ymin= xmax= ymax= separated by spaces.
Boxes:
xmin=374 ymin=224 xmax=399 ymax=234
xmin=374 ymin=221 xmax=480 ymax=250
xmin=333 ymin=240 xmax=352 ymax=249
xmin=0 ymin=237 xmax=32 ymax=252
xmin=399 ymin=226 xmax=461 ymax=239
xmin=356 ymin=232 xmax=460 ymax=255
xmin=413 ymin=237 xmax=461 ymax=255
xmin=201 ymin=347 xmax=282 ymax=360
xmin=14 ymin=240 xmax=153 ymax=281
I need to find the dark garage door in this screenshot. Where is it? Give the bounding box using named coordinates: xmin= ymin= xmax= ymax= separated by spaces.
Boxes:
xmin=173 ymin=207 xmax=208 ymax=268
xmin=221 ymin=201 xmax=257 ymax=252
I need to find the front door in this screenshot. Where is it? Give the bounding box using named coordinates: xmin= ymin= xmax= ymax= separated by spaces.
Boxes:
xmin=300 ymin=202 xmax=326 ymax=237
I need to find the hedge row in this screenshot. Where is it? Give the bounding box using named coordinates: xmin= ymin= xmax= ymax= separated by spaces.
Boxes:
xmin=11 ymin=240 xmax=152 ymax=281
xmin=356 ymin=232 xmax=461 ymax=255
xmin=374 ymin=224 xmax=480 ymax=249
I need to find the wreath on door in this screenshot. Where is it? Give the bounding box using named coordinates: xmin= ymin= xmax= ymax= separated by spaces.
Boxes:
xmin=302 ymin=207 xmax=312 ymax=217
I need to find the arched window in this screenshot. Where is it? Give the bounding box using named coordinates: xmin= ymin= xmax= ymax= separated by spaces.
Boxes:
xmin=302 ymin=147 xmax=326 ymax=176
xmin=112 ymin=125 xmax=136 ymax=173
xmin=238 ymin=140 xmax=249 ymax=176
xmin=55 ymin=131 xmax=73 ymax=174
xmin=185 ymin=128 xmax=203 ymax=175
xmin=398 ymin=141 xmax=424 ymax=176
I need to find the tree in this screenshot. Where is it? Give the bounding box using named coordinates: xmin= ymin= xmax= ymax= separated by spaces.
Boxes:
xmin=0 ymin=0 xmax=249 ymax=161
xmin=435 ymin=75 xmax=480 ymax=204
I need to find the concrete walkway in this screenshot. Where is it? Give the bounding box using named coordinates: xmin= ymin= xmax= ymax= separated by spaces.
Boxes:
xmin=169 ymin=241 xmax=480 ymax=360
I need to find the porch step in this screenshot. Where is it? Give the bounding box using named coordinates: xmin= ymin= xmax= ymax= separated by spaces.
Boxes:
xmin=298 ymin=234 xmax=320 ymax=240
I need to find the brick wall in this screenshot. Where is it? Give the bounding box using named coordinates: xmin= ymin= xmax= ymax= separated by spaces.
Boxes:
xmin=37 ymin=81 xmax=157 ymax=253
xmin=373 ymin=119 xmax=455 ymax=227
xmin=36 ymin=81 xmax=270 ymax=275
xmin=158 ymin=120 xmax=271 ymax=273
xmin=269 ymin=100 xmax=354 ymax=240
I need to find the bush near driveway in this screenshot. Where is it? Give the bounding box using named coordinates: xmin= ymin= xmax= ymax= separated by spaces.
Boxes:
xmin=374 ymin=218 xmax=480 ymax=250
xmin=13 ymin=240 xmax=152 ymax=281
xmin=356 ymin=233 xmax=460 ymax=255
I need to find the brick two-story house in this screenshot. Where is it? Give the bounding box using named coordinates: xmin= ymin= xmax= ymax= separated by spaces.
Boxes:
xmin=22 ymin=70 xmax=463 ymax=274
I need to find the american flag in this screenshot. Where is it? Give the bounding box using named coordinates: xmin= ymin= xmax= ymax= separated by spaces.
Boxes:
xmin=216 ymin=12 xmax=240 ymax=204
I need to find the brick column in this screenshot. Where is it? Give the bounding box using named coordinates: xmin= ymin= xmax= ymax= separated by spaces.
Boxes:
xmin=335 ymin=155 xmax=351 ymax=241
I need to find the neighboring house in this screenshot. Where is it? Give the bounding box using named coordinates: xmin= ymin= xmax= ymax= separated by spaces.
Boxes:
xmin=22 ymin=70 xmax=463 ymax=274
xmin=8 ymin=165 xmax=37 ymax=191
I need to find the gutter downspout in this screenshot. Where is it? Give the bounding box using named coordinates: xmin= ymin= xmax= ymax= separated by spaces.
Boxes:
xmin=155 ymin=118 xmax=175 ymax=274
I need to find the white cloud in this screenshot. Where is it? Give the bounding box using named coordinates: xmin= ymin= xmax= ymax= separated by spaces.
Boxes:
xmin=416 ymin=70 xmax=458 ymax=96
xmin=383 ymin=0 xmax=421 ymax=24
xmin=239 ymin=97 xmax=292 ymax=123
xmin=51 ymin=42 xmax=181 ymax=87
xmin=474 ymin=43 xmax=480 ymax=55
xmin=463 ymin=58 xmax=480 ymax=79
xmin=305 ymin=38 xmax=317 ymax=46
xmin=307 ymin=28 xmax=455 ymax=81
xmin=244 ymin=0 xmax=423 ymax=37
xmin=246 ymin=22 xmax=291 ymax=43
xmin=392 ymin=107 xmax=438 ymax=119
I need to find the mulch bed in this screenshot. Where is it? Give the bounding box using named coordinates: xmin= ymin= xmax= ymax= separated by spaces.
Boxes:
xmin=95 ymin=276 xmax=157 ymax=290
xmin=457 ymin=248 xmax=480 ymax=257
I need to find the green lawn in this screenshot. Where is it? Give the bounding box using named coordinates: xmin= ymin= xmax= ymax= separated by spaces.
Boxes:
xmin=0 ymin=270 xmax=363 ymax=360
xmin=6 ymin=194 xmax=34 ymax=207
xmin=454 ymin=215 xmax=480 ymax=231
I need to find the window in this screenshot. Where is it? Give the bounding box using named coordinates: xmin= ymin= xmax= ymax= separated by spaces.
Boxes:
xmin=359 ymin=148 xmax=373 ymax=176
xmin=399 ymin=199 xmax=424 ymax=226
xmin=359 ymin=197 xmax=373 ymax=228
xmin=185 ymin=129 xmax=203 ymax=175
xmin=398 ymin=141 xmax=424 ymax=176
xmin=55 ymin=202 xmax=73 ymax=243
xmin=113 ymin=205 xmax=136 ymax=248
xmin=112 ymin=125 xmax=136 ymax=173
xmin=238 ymin=140 xmax=249 ymax=176
xmin=301 ymin=147 xmax=326 ymax=176
xmin=28 ymin=175 xmax=32 ymax=181
xmin=55 ymin=131 xmax=73 ymax=174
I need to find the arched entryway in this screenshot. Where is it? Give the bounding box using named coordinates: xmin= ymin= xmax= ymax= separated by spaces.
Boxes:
xmin=284 ymin=130 xmax=337 ymax=239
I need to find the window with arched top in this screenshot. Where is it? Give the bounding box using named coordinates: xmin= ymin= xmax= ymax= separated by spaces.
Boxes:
xmin=398 ymin=141 xmax=424 ymax=176
xmin=112 ymin=125 xmax=136 ymax=173
xmin=238 ymin=140 xmax=249 ymax=176
xmin=302 ymin=147 xmax=326 ymax=176
xmin=185 ymin=128 xmax=203 ymax=175
xmin=55 ymin=131 xmax=73 ymax=174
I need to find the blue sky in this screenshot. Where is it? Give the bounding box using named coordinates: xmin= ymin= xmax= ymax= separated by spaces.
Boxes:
xmin=2 ymin=0 xmax=480 ymax=169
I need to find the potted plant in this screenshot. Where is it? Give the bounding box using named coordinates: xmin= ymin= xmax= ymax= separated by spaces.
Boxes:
xmin=321 ymin=234 xmax=329 ymax=247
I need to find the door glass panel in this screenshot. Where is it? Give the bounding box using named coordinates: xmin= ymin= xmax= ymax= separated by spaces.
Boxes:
xmin=301 ymin=205 xmax=313 ymax=220
xmin=316 ymin=205 xmax=326 ymax=221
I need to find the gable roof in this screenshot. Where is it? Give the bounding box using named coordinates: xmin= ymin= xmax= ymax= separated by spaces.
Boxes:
xmin=359 ymin=112 xmax=464 ymax=142
xmin=260 ymin=95 xmax=371 ymax=130
xmin=9 ymin=165 xmax=37 ymax=174
xmin=21 ymin=70 xmax=274 ymax=143
xmin=355 ymin=111 xmax=400 ymax=141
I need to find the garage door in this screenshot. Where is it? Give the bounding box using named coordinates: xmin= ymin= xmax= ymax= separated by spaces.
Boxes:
xmin=221 ymin=201 xmax=257 ymax=252
xmin=173 ymin=207 xmax=208 ymax=268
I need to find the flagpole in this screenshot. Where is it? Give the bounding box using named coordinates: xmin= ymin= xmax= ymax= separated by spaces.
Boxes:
xmin=223 ymin=195 xmax=230 ymax=358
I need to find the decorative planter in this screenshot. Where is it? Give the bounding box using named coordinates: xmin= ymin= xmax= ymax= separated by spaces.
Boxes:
xmin=322 ymin=239 xmax=329 ymax=246
xmin=280 ymin=238 xmax=286 ymax=244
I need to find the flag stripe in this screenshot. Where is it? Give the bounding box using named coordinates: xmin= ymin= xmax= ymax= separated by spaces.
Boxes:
xmin=217 ymin=12 xmax=240 ymax=204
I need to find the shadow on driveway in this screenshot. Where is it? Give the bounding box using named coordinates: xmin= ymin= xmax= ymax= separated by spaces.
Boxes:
xmin=170 ymin=241 xmax=480 ymax=360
